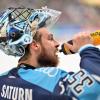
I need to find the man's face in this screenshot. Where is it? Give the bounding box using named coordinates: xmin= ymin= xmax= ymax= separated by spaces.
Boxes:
xmin=37 ymin=28 xmax=59 ymax=67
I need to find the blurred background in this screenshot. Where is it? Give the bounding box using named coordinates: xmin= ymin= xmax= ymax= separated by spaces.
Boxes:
xmin=0 ymin=0 xmax=100 ymax=42
xmin=0 ymin=0 xmax=100 ymax=73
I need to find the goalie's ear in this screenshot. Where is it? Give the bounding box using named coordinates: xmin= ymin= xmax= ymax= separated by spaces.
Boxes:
xmin=29 ymin=40 xmax=41 ymax=52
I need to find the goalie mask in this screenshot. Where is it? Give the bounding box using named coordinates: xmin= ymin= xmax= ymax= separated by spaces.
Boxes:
xmin=0 ymin=7 xmax=61 ymax=56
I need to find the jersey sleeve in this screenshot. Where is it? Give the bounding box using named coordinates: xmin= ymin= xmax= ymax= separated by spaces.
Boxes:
xmin=80 ymin=46 xmax=100 ymax=77
xmin=67 ymin=69 xmax=100 ymax=100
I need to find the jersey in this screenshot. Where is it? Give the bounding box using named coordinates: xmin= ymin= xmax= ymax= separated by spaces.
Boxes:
xmin=0 ymin=46 xmax=100 ymax=100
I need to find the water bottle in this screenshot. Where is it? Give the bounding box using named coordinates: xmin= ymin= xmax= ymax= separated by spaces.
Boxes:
xmin=60 ymin=30 xmax=100 ymax=55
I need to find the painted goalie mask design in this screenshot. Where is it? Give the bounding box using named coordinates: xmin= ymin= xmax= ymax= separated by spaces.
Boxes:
xmin=0 ymin=7 xmax=61 ymax=56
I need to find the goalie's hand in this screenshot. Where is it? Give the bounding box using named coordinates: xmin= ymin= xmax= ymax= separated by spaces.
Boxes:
xmin=65 ymin=32 xmax=93 ymax=53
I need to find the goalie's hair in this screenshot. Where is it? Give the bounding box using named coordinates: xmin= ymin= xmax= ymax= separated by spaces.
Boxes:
xmin=18 ymin=31 xmax=41 ymax=62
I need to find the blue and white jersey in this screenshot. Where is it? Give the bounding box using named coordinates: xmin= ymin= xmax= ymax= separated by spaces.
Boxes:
xmin=0 ymin=66 xmax=71 ymax=100
xmin=0 ymin=46 xmax=100 ymax=100
xmin=67 ymin=69 xmax=100 ymax=100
